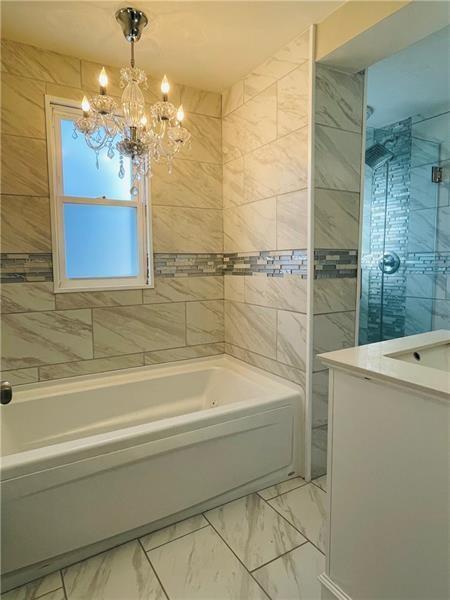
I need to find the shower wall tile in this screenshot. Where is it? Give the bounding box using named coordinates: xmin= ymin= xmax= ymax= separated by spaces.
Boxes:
xmin=1 ymin=135 xmax=48 ymax=196
xmin=1 ymin=73 xmax=46 ymax=138
xmin=277 ymin=310 xmax=307 ymax=369
xmin=277 ymin=189 xmax=308 ymax=250
xmin=145 ymin=343 xmax=224 ymax=365
xmin=407 ymin=208 xmax=436 ymax=253
xmin=243 ymin=29 xmax=309 ymax=101
xmin=186 ymin=300 xmax=224 ymax=344
xmin=1 ymin=39 xmax=81 ymax=87
xmin=314 ymin=189 xmax=360 ymax=249
xmin=312 ymin=371 xmax=328 ymax=428
xmin=1 ymin=282 xmax=55 ymax=313
xmin=224 ymin=197 xmax=276 ymax=252
xmin=224 ymin=275 xmax=245 ymax=303
xmin=180 ymin=86 xmax=221 ymax=117
xmin=153 ymin=206 xmax=223 ymax=253
xmin=144 ymin=276 xmax=223 ymax=304
xmin=225 ymin=342 xmax=306 ymax=387
xmin=183 ymin=113 xmax=221 ymax=164
xmin=315 ymin=125 xmax=361 ymax=193
xmin=313 ymin=278 xmax=357 ymax=314
xmin=244 ymin=126 xmax=309 ymax=202
xmin=152 ymin=160 xmax=222 ymax=210
xmin=2 ymin=309 xmax=93 ymax=369
xmin=223 ymin=157 xmax=244 ymax=208
xmin=404 ymin=297 xmax=432 ymax=336
xmin=0 ymin=196 xmax=51 ymax=253
xmin=1 ymin=367 xmax=39 ymax=386
xmin=222 ymin=84 xmax=277 ymax=161
xmin=225 ymin=300 xmax=277 ymax=359
xmin=55 ymin=289 xmax=142 ymax=310
xmin=222 ymin=80 xmax=244 ymax=117
xmin=410 ymin=164 xmax=438 ymax=210
xmin=432 ymin=299 xmax=450 ymax=330
xmin=277 ymin=62 xmax=309 ymax=136
xmin=245 ymin=274 xmax=307 ymax=312
xmin=315 ymin=65 xmax=363 ymax=133
xmin=313 ymin=311 xmax=356 ymax=371
xmin=405 ymin=272 xmax=435 ymax=299
xmin=436 ymin=206 xmax=450 ymax=252
xmin=39 ymin=354 xmax=144 ymax=382
xmin=93 ymin=303 xmax=186 ymax=357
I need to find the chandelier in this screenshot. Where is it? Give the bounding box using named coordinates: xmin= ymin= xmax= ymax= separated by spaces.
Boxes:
xmin=74 ymin=6 xmax=191 ymax=195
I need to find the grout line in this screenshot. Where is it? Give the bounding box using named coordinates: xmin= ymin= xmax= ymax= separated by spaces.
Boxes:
xmin=59 ymin=569 xmax=69 ymax=600
xmin=140 ymin=523 xmax=210 ymax=554
xmin=257 ymin=478 xmax=308 ymax=501
xmin=138 ymin=538 xmax=172 ymax=600
xmin=202 ymin=513 xmax=272 ymax=600
xmin=262 ymin=492 xmax=326 ymax=557
xmin=311 ymin=477 xmax=327 ymax=493
xmin=250 ymin=539 xmax=308 ymax=573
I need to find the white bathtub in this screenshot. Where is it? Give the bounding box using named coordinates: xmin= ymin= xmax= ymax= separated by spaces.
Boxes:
xmin=1 ymin=355 xmax=302 ymax=586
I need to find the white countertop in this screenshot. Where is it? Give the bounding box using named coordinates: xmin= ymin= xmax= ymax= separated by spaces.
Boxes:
xmin=319 ymin=330 xmax=450 ymax=401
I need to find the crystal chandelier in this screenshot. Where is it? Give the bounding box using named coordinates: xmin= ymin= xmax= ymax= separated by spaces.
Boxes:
xmin=74 ymin=7 xmax=191 ymax=196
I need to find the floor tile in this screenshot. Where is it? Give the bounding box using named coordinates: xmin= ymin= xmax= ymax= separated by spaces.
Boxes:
xmin=313 ymin=475 xmax=327 ymax=492
xmin=140 ymin=514 xmax=208 ymax=551
xmin=62 ymin=540 xmax=166 ymax=600
xmin=1 ymin=572 xmax=62 ymax=600
xmin=148 ymin=525 xmax=268 ymax=599
xmin=269 ymin=483 xmax=327 ymax=553
xmin=258 ymin=476 xmax=307 ymax=500
xmin=205 ymin=493 xmax=306 ymax=570
xmin=253 ymin=542 xmax=325 ymax=599
xmin=34 ymin=592 xmax=65 ymax=600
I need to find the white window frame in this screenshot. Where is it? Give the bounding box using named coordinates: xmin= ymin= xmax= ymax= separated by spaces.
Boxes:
xmin=45 ymin=96 xmax=154 ymax=293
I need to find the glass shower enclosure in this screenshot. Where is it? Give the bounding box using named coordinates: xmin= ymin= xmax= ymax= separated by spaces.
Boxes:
xmin=359 ymin=111 xmax=449 ymax=344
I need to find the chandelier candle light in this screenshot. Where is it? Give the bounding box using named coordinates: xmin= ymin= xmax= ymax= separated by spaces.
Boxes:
xmin=75 ymin=6 xmax=191 ymax=196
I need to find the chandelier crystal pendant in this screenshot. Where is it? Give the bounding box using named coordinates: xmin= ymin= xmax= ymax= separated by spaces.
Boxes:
xmin=74 ymin=7 xmax=191 ymax=196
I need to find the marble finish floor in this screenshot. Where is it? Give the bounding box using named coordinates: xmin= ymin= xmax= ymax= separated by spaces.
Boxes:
xmin=2 ymin=476 xmax=327 ymax=600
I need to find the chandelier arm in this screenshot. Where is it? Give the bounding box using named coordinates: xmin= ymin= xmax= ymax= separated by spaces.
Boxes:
xmin=130 ymin=40 xmax=135 ymax=68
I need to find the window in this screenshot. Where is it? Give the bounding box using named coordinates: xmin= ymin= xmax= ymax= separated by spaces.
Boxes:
xmin=46 ymin=99 xmax=153 ymax=292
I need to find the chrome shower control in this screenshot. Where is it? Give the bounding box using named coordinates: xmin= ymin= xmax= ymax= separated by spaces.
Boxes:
xmin=378 ymin=252 xmax=400 ymax=274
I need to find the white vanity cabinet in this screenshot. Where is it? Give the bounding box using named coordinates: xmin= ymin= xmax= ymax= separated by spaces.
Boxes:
xmin=318 ymin=330 xmax=449 ymax=600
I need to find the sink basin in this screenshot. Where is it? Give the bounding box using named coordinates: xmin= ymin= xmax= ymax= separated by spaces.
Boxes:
xmin=388 ymin=342 xmax=449 ymax=373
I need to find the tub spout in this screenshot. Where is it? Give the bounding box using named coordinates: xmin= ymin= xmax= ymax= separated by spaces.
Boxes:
xmin=1 ymin=381 xmax=12 ymax=405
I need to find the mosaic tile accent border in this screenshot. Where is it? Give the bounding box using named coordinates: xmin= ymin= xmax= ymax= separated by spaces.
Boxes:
xmin=361 ymin=251 xmax=449 ymax=274
xmin=314 ymin=250 xmax=358 ymax=279
xmin=1 ymin=250 xmax=361 ymax=282
xmin=154 ymin=253 xmax=224 ymax=277
xmin=224 ymin=250 xmax=308 ymax=277
xmin=1 ymin=253 xmax=53 ymax=283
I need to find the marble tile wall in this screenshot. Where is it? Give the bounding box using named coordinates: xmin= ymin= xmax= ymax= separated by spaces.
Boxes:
xmin=311 ymin=64 xmax=364 ymax=477
xmin=221 ymin=28 xmax=311 ymax=393
xmin=0 ymin=39 xmax=224 ymax=384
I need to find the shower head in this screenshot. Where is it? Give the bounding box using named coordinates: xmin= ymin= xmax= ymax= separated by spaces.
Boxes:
xmin=365 ymin=143 xmax=394 ymax=169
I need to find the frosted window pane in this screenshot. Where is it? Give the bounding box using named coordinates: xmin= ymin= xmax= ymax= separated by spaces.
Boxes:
xmin=64 ymin=204 xmax=139 ymax=278
xmin=60 ymin=119 xmax=132 ymax=200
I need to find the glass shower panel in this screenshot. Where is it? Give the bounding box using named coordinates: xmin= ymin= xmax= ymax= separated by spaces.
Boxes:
xmin=404 ymin=126 xmax=440 ymax=336
xmin=359 ymin=112 xmax=449 ymax=344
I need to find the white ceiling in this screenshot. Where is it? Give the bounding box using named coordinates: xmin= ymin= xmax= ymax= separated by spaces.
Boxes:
xmin=1 ymin=1 xmax=343 ymax=91
xmin=367 ymin=24 xmax=450 ymax=129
